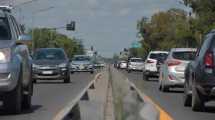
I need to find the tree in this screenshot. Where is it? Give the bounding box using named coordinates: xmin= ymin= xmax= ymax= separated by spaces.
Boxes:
xmin=29 ymin=28 xmax=84 ymax=58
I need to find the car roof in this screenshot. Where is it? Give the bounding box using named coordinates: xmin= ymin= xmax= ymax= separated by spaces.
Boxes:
xmin=170 ymin=48 xmax=197 ymax=52
xmin=36 ymin=48 xmax=64 ymax=51
xmin=74 ymin=55 xmax=90 ymax=57
xmin=130 ymin=57 xmax=142 ymax=59
xmin=0 ymin=6 xmax=12 ymax=13
xmin=149 ymin=51 xmax=169 ymax=54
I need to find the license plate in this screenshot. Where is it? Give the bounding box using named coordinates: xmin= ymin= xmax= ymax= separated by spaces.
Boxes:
xmin=79 ymin=65 xmax=85 ymax=70
xmin=42 ymin=71 xmax=53 ymax=74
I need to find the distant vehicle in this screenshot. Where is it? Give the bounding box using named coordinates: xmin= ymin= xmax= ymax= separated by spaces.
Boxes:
xmin=127 ymin=57 xmax=144 ymax=72
xmin=94 ymin=61 xmax=106 ymax=69
xmin=143 ymin=51 xmax=168 ymax=80
xmin=32 ymin=48 xmax=70 ymax=83
xmin=0 ymin=7 xmax=33 ymax=113
xmin=159 ymin=48 xmax=196 ymax=92
xmin=183 ymin=30 xmax=215 ymax=111
xmin=118 ymin=60 xmax=128 ymax=69
xmin=70 ymin=55 xmax=94 ymax=74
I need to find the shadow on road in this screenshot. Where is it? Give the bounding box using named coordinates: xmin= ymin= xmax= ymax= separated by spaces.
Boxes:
xmin=0 ymin=105 xmax=42 ymax=115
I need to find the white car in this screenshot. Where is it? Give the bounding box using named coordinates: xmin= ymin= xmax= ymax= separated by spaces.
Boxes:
xmin=119 ymin=60 xmax=127 ymax=69
xmin=159 ymin=48 xmax=196 ymax=92
xmin=127 ymin=58 xmax=144 ymax=72
xmin=143 ymin=51 xmax=168 ymax=80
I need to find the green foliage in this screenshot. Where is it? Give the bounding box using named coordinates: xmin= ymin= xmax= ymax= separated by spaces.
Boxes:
xmin=29 ymin=28 xmax=84 ymax=58
xmin=135 ymin=8 xmax=201 ymax=57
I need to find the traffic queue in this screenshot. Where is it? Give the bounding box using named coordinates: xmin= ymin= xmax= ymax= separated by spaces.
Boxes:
xmin=114 ymin=29 xmax=215 ymax=112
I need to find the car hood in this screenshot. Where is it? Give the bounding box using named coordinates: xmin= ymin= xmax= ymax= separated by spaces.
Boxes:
xmin=0 ymin=40 xmax=15 ymax=49
xmin=33 ymin=60 xmax=67 ymax=66
xmin=72 ymin=61 xmax=92 ymax=65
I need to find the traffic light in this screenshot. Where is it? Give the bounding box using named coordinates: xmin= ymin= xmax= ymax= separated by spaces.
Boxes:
xmin=66 ymin=21 xmax=75 ymax=31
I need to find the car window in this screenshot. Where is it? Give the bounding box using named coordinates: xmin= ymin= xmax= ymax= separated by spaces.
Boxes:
xmin=34 ymin=49 xmax=66 ymax=60
xmin=130 ymin=59 xmax=143 ymax=62
xmin=73 ymin=56 xmax=90 ymax=61
xmin=149 ymin=53 xmax=168 ymax=60
xmin=0 ymin=17 xmax=11 ymax=40
xmin=172 ymin=51 xmax=196 ymax=61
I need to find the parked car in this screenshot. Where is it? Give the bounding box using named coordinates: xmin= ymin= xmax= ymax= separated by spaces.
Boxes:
xmin=32 ymin=48 xmax=70 ymax=83
xmin=159 ymin=48 xmax=196 ymax=92
xmin=118 ymin=60 xmax=128 ymax=69
xmin=143 ymin=51 xmax=168 ymax=80
xmin=127 ymin=57 xmax=144 ymax=72
xmin=70 ymin=55 xmax=94 ymax=74
xmin=183 ymin=30 xmax=215 ymax=111
xmin=0 ymin=6 xmax=33 ymax=113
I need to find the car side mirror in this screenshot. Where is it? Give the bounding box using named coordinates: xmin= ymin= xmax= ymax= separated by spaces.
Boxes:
xmin=16 ymin=34 xmax=32 ymax=45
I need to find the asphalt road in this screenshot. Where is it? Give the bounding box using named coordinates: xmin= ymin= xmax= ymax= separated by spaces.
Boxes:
xmin=0 ymin=72 xmax=97 ymax=120
xmin=120 ymin=69 xmax=215 ymax=120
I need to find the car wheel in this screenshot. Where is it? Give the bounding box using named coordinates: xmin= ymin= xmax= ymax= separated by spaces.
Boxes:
xmin=161 ymin=85 xmax=169 ymax=92
xmin=143 ymin=74 xmax=149 ymax=81
xmin=192 ymin=86 xmax=204 ymax=111
xmin=3 ymin=76 xmax=22 ymax=114
xmin=71 ymin=71 xmax=74 ymax=74
xmin=33 ymin=79 xmax=37 ymax=83
xmin=90 ymin=71 xmax=94 ymax=74
xmin=183 ymin=83 xmax=192 ymax=107
xmin=64 ymin=75 xmax=70 ymax=83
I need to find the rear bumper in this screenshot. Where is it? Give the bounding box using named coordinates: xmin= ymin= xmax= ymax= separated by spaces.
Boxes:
xmin=144 ymin=70 xmax=159 ymax=77
xmin=128 ymin=66 xmax=143 ymax=71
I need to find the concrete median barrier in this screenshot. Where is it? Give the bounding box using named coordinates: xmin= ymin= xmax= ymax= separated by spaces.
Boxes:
xmin=110 ymin=66 xmax=173 ymax=120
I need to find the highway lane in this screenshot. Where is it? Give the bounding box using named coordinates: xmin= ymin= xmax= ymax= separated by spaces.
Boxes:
xmin=119 ymin=69 xmax=215 ymax=120
xmin=0 ymin=72 xmax=98 ymax=120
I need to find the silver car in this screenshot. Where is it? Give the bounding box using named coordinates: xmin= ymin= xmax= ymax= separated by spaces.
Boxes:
xmin=159 ymin=48 xmax=196 ymax=92
xmin=70 ymin=55 xmax=94 ymax=74
xmin=127 ymin=57 xmax=144 ymax=72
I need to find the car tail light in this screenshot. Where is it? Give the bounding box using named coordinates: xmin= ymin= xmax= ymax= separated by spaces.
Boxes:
xmin=204 ymin=51 xmax=214 ymax=68
xmin=167 ymin=60 xmax=181 ymax=66
xmin=147 ymin=60 xmax=154 ymax=63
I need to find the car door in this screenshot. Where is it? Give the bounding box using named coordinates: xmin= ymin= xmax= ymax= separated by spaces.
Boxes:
xmin=10 ymin=15 xmax=31 ymax=87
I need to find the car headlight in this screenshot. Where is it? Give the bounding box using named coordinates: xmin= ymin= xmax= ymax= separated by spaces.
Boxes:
xmin=32 ymin=64 xmax=39 ymax=68
xmin=0 ymin=48 xmax=11 ymax=63
xmin=59 ymin=63 xmax=67 ymax=68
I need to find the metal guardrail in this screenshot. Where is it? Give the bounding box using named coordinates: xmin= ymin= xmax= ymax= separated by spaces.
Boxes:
xmin=53 ymin=73 xmax=102 ymax=120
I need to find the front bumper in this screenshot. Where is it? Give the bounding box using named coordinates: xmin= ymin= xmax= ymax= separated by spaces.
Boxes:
xmin=0 ymin=63 xmax=20 ymax=92
xmin=32 ymin=67 xmax=68 ymax=80
xmin=71 ymin=65 xmax=94 ymax=72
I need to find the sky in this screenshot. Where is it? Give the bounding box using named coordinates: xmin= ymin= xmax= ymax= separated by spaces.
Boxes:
xmin=2 ymin=0 xmax=190 ymax=57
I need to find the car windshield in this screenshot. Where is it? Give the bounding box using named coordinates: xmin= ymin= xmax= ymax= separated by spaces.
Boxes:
xmin=149 ymin=53 xmax=168 ymax=60
xmin=0 ymin=17 xmax=11 ymax=40
xmin=130 ymin=59 xmax=143 ymax=62
xmin=34 ymin=49 xmax=66 ymax=60
xmin=172 ymin=51 xmax=196 ymax=61
xmin=73 ymin=56 xmax=90 ymax=61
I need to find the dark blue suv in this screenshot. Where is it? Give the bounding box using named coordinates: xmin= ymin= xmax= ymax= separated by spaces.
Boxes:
xmin=184 ymin=29 xmax=215 ymax=111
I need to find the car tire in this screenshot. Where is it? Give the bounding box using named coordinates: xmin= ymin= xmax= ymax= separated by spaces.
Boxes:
xmin=143 ymin=74 xmax=149 ymax=81
xmin=183 ymin=83 xmax=192 ymax=107
xmin=33 ymin=79 xmax=37 ymax=83
xmin=192 ymin=87 xmax=204 ymax=111
xmin=161 ymin=85 xmax=169 ymax=92
xmin=3 ymin=76 xmax=22 ymax=114
xmin=71 ymin=71 xmax=74 ymax=74
xmin=64 ymin=75 xmax=70 ymax=83
xmin=90 ymin=71 xmax=94 ymax=74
